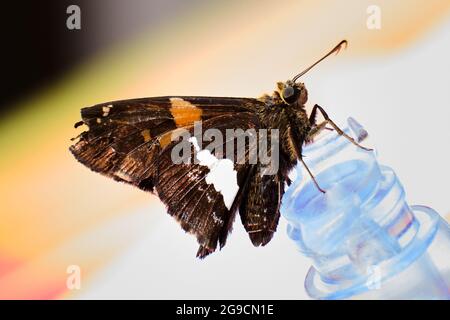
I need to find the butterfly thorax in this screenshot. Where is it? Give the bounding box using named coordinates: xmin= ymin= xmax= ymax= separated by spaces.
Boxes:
xmin=258 ymin=90 xmax=311 ymax=165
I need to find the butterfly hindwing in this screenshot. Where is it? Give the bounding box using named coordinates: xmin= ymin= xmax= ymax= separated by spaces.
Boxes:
xmin=154 ymin=112 xmax=261 ymax=257
xmin=239 ymin=148 xmax=285 ymax=247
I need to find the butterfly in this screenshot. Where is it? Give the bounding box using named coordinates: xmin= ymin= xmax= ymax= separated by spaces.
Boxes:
xmin=69 ymin=40 xmax=370 ymax=258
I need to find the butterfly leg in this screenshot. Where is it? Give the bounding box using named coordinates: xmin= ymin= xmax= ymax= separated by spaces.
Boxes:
xmin=289 ymin=125 xmax=326 ymax=193
xmin=299 ymin=156 xmax=326 ymax=193
xmin=311 ymin=104 xmax=372 ymax=151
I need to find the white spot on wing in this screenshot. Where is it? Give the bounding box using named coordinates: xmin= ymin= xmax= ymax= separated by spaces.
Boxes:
xmin=102 ymin=105 xmax=112 ymax=117
xmin=188 ymin=137 xmax=239 ymax=210
xmin=211 ymin=211 xmax=222 ymax=224
xmin=115 ymin=170 xmax=132 ymax=182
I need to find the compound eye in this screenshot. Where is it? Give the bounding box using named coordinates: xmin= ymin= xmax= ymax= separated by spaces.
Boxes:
xmin=282 ymin=86 xmax=295 ymax=100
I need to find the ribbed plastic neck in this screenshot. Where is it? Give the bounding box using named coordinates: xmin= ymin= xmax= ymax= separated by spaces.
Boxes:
xmin=281 ymin=118 xmax=439 ymax=299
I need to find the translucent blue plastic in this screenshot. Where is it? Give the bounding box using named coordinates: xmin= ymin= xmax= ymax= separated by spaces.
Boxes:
xmin=281 ymin=118 xmax=450 ymax=299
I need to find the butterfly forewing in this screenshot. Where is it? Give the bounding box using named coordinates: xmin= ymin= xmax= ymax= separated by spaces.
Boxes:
xmin=70 ymin=97 xmax=260 ymax=186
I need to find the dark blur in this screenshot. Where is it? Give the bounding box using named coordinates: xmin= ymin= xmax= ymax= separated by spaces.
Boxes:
xmin=0 ymin=0 xmax=202 ymax=115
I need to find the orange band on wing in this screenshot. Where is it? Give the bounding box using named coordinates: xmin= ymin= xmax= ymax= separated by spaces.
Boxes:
xmin=169 ymin=98 xmax=203 ymax=127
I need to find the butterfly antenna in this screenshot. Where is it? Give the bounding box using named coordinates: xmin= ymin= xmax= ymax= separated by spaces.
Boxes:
xmin=292 ymin=40 xmax=348 ymax=82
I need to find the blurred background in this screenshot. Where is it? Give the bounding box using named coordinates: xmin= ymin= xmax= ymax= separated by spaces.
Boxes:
xmin=0 ymin=0 xmax=449 ymax=299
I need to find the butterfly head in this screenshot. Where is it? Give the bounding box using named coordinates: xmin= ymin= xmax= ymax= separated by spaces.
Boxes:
xmin=277 ymin=40 xmax=347 ymax=106
xmin=277 ymin=80 xmax=308 ymax=105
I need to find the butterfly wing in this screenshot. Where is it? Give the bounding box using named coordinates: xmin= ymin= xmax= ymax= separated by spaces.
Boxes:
xmin=70 ymin=96 xmax=264 ymax=257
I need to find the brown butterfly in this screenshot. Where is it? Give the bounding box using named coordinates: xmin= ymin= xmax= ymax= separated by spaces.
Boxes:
xmin=70 ymin=40 xmax=370 ymax=258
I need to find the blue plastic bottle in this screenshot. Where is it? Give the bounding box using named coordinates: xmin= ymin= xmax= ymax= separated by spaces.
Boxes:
xmin=281 ymin=118 xmax=450 ymax=299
